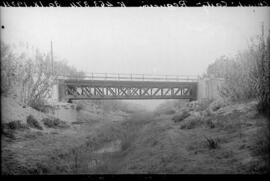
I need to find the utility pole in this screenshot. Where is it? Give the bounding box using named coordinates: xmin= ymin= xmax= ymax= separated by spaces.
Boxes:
xmin=261 ymin=22 xmax=264 ymax=37
xmin=51 ymin=40 xmax=54 ymax=74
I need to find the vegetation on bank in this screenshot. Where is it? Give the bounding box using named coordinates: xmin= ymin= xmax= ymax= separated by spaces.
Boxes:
xmin=205 ymin=29 xmax=270 ymax=118
xmin=2 ymin=98 xmax=268 ymax=174
xmin=150 ymin=29 xmax=270 ymax=173
xmin=1 ymin=41 xmax=85 ymax=111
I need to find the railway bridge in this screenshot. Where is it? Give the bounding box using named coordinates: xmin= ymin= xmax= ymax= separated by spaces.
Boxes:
xmin=56 ymin=73 xmax=200 ymax=102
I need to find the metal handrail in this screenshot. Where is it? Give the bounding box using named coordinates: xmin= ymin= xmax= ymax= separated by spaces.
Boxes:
xmin=57 ymin=72 xmax=199 ymax=82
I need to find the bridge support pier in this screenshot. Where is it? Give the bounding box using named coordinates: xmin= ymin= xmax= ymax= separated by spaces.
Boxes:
xmin=197 ymin=77 xmax=224 ymax=100
xmin=58 ymin=80 xmax=66 ymax=102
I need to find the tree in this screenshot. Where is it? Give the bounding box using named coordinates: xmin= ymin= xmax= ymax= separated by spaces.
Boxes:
xmin=256 ymin=28 xmax=270 ymax=117
xmin=205 ymin=29 xmax=270 ymax=102
xmin=1 ymin=41 xmax=86 ymax=111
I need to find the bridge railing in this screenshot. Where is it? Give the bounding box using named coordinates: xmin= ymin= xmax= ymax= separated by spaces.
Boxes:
xmin=57 ymin=72 xmax=199 ymax=82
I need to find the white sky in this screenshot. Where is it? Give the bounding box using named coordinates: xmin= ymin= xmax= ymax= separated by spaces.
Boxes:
xmin=1 ymin=7 xmax=269 ymax=76
xmin=1 ymin=7 xmax=269 ymax=110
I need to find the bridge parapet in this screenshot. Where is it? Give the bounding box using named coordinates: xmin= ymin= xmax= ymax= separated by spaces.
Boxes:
xmin=57 ymin=72 xmax=199 ymax=82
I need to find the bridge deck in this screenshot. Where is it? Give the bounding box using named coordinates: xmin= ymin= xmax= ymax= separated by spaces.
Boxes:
xmin=63 ymin=79 xmax=197 ymax=88
xmin=57 ymin=73 xmax=199 ymax=101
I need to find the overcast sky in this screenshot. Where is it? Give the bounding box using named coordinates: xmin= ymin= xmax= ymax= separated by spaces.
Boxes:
xmin=1 ymin=7 xmax=269 ymax=109
xmin=1 ymin=7 xmax=269 ymax=76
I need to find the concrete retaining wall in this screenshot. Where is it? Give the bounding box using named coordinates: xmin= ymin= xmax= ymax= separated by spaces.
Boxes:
xmin=46 ymin=102 xmax=77 ymax=123
xmin=53 ymin=103 xmax=77 ymax=123
xmin=49 ymin=84 xmax=60 ymax=102
xmin=197 ymin=78 xmax=224 ymax=100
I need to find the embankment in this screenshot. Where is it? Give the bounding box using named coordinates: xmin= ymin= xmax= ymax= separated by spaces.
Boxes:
xmin=1 ymin=96 xmax=269 ymax=174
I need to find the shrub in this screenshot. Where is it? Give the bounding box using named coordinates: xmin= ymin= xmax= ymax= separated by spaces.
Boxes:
xmin=121 ymin=139 xmax=132 ymax=152
xmin=201 ymin=109 xmax=212 ymax=118
xmin=76 ymin=104 xmax=84 ymax=112
xmin=180 ymin=114 xmax=203 ymax=129
xmin=172 ymin=110 xmax=190 ymax=123
xmin=209 ymin=99 xmax=228 ymax=112
xmin=2 ymin=128 xmax=15 ymax=139
xmin=3 ymin=120 xmax=29 ymax=130
xmin=251 ymin=127 xmax=270 ymax=157
xmin=180 ymin=120 xmax=196 ymax=130
xmin=187 ymin=99 xmax=213 ymax=112
xmin=205 ymin=119 xmax=216 ymax=129
xmin=27 ymin=115 xmax=43 ymax=130
xmin=29 ymin=98 xmax=53 ymax=113
xmin=2 ymin=121 xmax=29 ymax=139
xmin=247 ymin=160 xmax=270 ymax=174
xmin=256 ymin=30 xmax=270 ymax=118
xmin=42 ymin=118 xmax=69 ymax=128
xmin=205 ymin=137 xmax=219 ymax=149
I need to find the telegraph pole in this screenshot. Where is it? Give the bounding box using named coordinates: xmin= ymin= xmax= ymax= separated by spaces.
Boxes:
xmin=51 ymin=40 xmax=54 ymax=74
xmin=261 ymin=22 xmax=264 ymax=40
xmin=50 ymin=40 xmax=56 ymax=101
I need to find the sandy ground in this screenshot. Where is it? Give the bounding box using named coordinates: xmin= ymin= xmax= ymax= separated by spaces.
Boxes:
xmin=1 ymin=98 xmax=269 ymax=174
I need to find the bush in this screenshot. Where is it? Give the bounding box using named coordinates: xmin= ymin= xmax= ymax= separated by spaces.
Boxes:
xmin=2 ymin=128 xmax=15 ymax=139
xmin=180 ymin=120 xmax=196 ymax=130
xmin=27 ymin=115 xmax=43 ymax=130
xmin=205 ymin=119 xmax=216 ymax=129
xmin=251 ymin=128 xmax=270 ymax=157
xmin=187 ymin=99 xmax=213 ymax=112
xmin=42 ymin=118 xmax=69 ymax=128
xmin=180 ymin=114 xmax=203 ymax=129
xmin=76 ymin=104 xmax=84 ymax=112
xmin=208 ymin=99 xmax=228 ymax=112
xmin=29 ymin=98 xmax=53 ymax=113
xmin=256 ymin=31 xmax=270 ymax=118
xmin=247 ymin=159 xmax=270 ymax=174
xmin=205 ymin=137 xmax=219 ymax=149
xmin=172 ymin=110 xmax=190 ymax=123
xmin=2 ymin=121 xmax=29 ymax=139
xmin=3 ymin=120 xmax=29 ymax=130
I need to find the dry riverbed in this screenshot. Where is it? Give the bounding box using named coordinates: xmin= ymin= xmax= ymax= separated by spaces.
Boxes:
xmin=1 ymin=98 xmax=269 ymax=174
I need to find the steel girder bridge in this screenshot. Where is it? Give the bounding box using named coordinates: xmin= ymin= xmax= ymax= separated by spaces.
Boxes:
xmin=57 ymin=73 xmax=199 ymax=102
